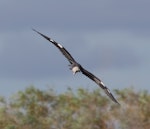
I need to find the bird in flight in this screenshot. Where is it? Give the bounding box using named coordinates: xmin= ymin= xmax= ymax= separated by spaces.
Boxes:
xmin=33 ymin=29 xmax=120 ymax=104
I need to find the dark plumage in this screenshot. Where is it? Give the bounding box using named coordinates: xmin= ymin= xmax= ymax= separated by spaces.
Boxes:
xmin=33 ymin=29 xmax=120 ymax=104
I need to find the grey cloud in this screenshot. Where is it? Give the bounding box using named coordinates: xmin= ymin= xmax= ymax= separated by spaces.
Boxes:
xmin=0 ymin=0 xmax=150 ymax=93
xmin=0 ymin=29 xmax=146 ymax=81
xmin=0 ymin=30 xmax=82 ymax=80
xmin=0 ymin=0 xmax=150 ymax=32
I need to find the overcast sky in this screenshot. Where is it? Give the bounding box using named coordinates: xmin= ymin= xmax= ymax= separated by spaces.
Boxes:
xmin=0 ymin=0 xmax=150 ymax=97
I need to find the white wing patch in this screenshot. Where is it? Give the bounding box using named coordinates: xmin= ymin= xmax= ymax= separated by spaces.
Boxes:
xmin=50 ymin=39 xmax=54 ymax=42
xmin=100 ymin=81 xmax=105 ymax=86
xmin=57 ymin=43 xmax=63 ymax=48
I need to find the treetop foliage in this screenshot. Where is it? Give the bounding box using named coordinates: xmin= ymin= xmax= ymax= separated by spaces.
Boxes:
xmin=0 ymin=86 xmax=149 ymax=129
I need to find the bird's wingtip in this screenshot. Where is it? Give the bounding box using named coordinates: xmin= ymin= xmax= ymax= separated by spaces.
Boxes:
xmin=32 ymin=28 xmax=35 ymax=31
xmin=104 ymin=88 xmax=120 ymax=105
xmin=115 ymin=100 xmax=120 ymax=105
xmin=32 ymin=28 xmax=39 ymax=33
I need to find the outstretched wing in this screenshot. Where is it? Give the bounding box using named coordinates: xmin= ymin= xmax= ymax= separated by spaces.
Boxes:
xmin=33 ymin=29 xmax=76 ymax=64
xmin=80 ymin=66 xmax=120 ymax=104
